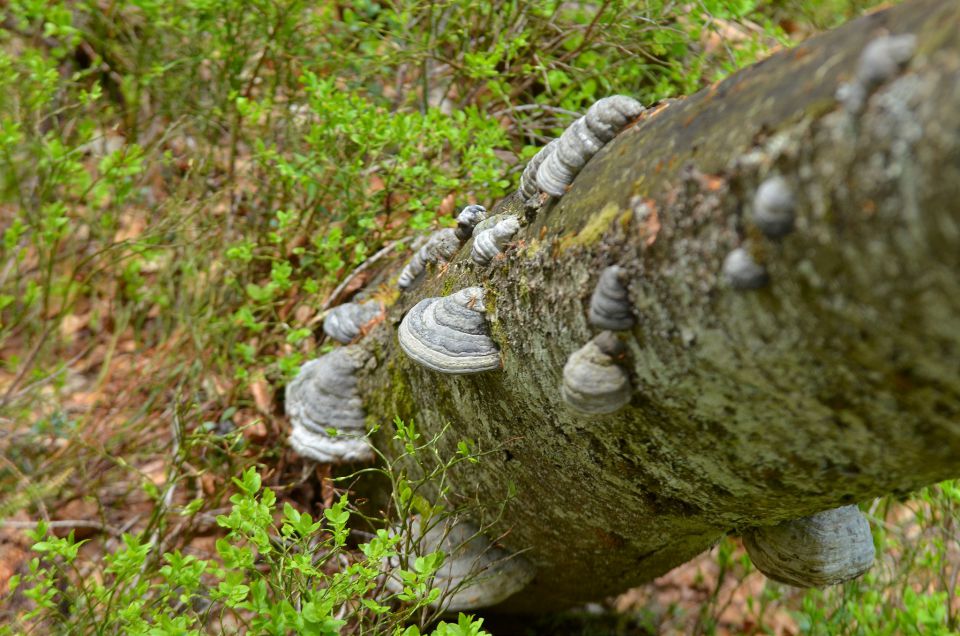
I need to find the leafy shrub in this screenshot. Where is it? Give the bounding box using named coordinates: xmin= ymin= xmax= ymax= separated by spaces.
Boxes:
xmin=5 ymin=418 xmax=499 ymax=634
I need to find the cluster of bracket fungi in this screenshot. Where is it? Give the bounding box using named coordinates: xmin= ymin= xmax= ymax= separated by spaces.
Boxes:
xmin=723 ymin=32 xmax=917 ymax=292
xmin=283 ymin=32 xmax=919 ymax=605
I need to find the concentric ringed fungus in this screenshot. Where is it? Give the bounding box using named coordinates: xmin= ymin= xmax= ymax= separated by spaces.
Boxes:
xmin=323 ymin=301 xmax=382 ymax=344
xmin=535 ymin=95 xmax=643 ymax=197
xmin=742 ymin=505 xmax=876 ymax=588
xmin=471 ymin=215 xmax=520 ymax=266
xmin=518 ymin=139 xmax=558 ymax=206
xmin=589 ymin=265 xmax=635 ymax=331
xmin=398 ymin=287 xmax=500 ymax=374
xmin=455 ymin=204 xmax=488 ymax=242
xmin=561 ymin=331 xmax=631 ymax=414
xmin=398 ymin=228 xmax=461 ymax=290
xmin=285 ymin=347 xmax=373 ymax=463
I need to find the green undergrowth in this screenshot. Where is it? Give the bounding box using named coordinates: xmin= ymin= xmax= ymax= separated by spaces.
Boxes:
xmin=2 ymin=0 xmax=950 ymax=634
xmin=3 ymin=418 xmax=503 ymax=634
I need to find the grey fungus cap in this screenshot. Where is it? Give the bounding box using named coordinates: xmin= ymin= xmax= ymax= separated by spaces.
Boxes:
xmin=398 ymin=228 xmax=461 ymax=290
xmin=561 ymin=331 xmax=631 ymax=414
xmin=398 ymin=287 xmax=500 ymax=374
xmin=285 ymin=347 xmax=373 ymax=463
xmin=471 ymin=216 xmax=520 ymax=266
xmin=743 ymin=505 xmax=876 ymax=588
xmin=723 ymin=247 xmax=769 ymax=290
xmin=323 ymin=301 xmax=382 ymax=344
xmin=588 ymin=265 xmax=635 ymax=331
xmin=536 ymin=95 xmax=643 ymax=197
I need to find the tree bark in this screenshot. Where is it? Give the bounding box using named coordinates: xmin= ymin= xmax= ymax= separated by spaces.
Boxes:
xmin=354 ymin=0 xmax=960 ymax=612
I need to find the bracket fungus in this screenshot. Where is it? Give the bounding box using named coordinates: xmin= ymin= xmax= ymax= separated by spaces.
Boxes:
xmin=398 ymin=287 xmax=500 ymax=374
xmin=742 ymin=505 xmax=876 ymax=588
xmin=561 ymin=331 xmax=632 ymax=414
xmin=323 ymin=301 xmax=381 ymax=344
xmin=389 ymin=517 xmax=536 ymax=611
xmin=455 ymin=204 xmax=487 ymax=242
xmin=518 ymin=139 xmax=558 ymax=206
xmin=588 ymin=265 xmax=635 ymax=331
xmin=752 ymin=176 xmax=796 ymax=238
xmin=471 ymin=215 xmax=521 ymax=266
xmin=470 ymin=213 xmax=505 ymax=238
xmin=397 ymin=228 xmax=461 ymax=290
xmin=838 ymin=33 xmax=917 ymax=113
xmin=285 ymin=347 xmax=373 ymax=463
xmin=537 ymin=95 xmax=644 ymax=197
xmin=722 ymin=247 xmax=769 ymax=290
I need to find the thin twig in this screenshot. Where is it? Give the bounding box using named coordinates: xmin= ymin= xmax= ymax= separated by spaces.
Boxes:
xmin=0 ymin=519 xmax=125 ymax=537
xmin=7 ymin=344 xmax=96 ymax=403
xmin=319 ymin=238 xmax=407 ymax=312
xmin=490 ymin=103 xmax=583 ymax=119
xmin=0 ymin=324 xmax=53 ymax=408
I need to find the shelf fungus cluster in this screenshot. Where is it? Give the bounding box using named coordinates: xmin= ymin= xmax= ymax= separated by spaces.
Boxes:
xmin=519 ymin=95 xmax=644 ymax=203
xmin=285 ymin=346 xmax=373 ymax=463
xmin=724 ymin=33 xmax=915 ymax=294
xmin=323 ymin=301 xmax=381 ymax=344
xmin=398 ymin=205 xmax=489 ymax=291
xmin=560 ymin=266 xmax=636 ymax=414
xmin=518 ymin=139 xmax=557 ymax=207
xmin=742 ymin=505 xmax=876 ymax=588
xmin=471 ymin=215 xmax=520 ymax=266
xmin=398 ymin=287 xmax=500 ymax=374
xmin=723 ymin=175 xmax=797 ymax=291
xmin=562 ymin=331 xmax=632 ymax=414
xmin=389 ymin=517 xmax=536 ymax=611
xmin=837 ymin=32 xmax=917 ymax=114
xmin=397 ymin=228 xmax=461 ymax=290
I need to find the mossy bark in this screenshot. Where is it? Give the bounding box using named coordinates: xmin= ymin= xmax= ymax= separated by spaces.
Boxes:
xmin=357 ymin=0 xmax=960 ymax=612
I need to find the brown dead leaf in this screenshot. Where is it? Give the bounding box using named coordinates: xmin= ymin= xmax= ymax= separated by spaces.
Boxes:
xmin=367 ymin=174 xmax=385 ymax=195
xmin=67 ymin=391 xmax=100 ymax=408
xmin=113 ymin=213 xmax=147 ymax=243
xmin=250 ymin=375 xmax=274 ymax=415
xmin=189 ymin=534 xmax=219 ymax=558
xmin=387 ymin=190 xmax=408 ymax=209
xmin=141 ymin=459 xmax=168 ymax=487
xmin=633 ymin=198 xmax=661 ymax=247
xmin=201 ymin=473 xmax=217 ymax=496
xmin=236 ymin=409 xmax=269 ymax=443
xmin=1 ymin=516 xmax=46 ymax=590
xmin=53 ymin=498 xmax=100 ymax=539
xmin=0 ymin=543 xmax=27 ymax=593
xmin=703 ymin=174 xmax=726 ymax=192
xmin=439 ymin=193 xmax=457 ymax=218
xmin=357 ymin=303 xmax=386 ymax=338
xmin=330 ymin=271 xmax=371 ymax=306
xmin=316 ymin=464 xmax=335 ymax=509
xmin=60 ymin=313 xmax=90 ymax=339
xmin=278 ymin=294 xmax=298 ymax=322
xmin=294 ymin=305 xmax=314 ymax=325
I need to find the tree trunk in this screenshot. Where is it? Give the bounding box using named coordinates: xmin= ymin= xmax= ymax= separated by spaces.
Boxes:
xmin=354 ymin=0 xmax=960 ymax=612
